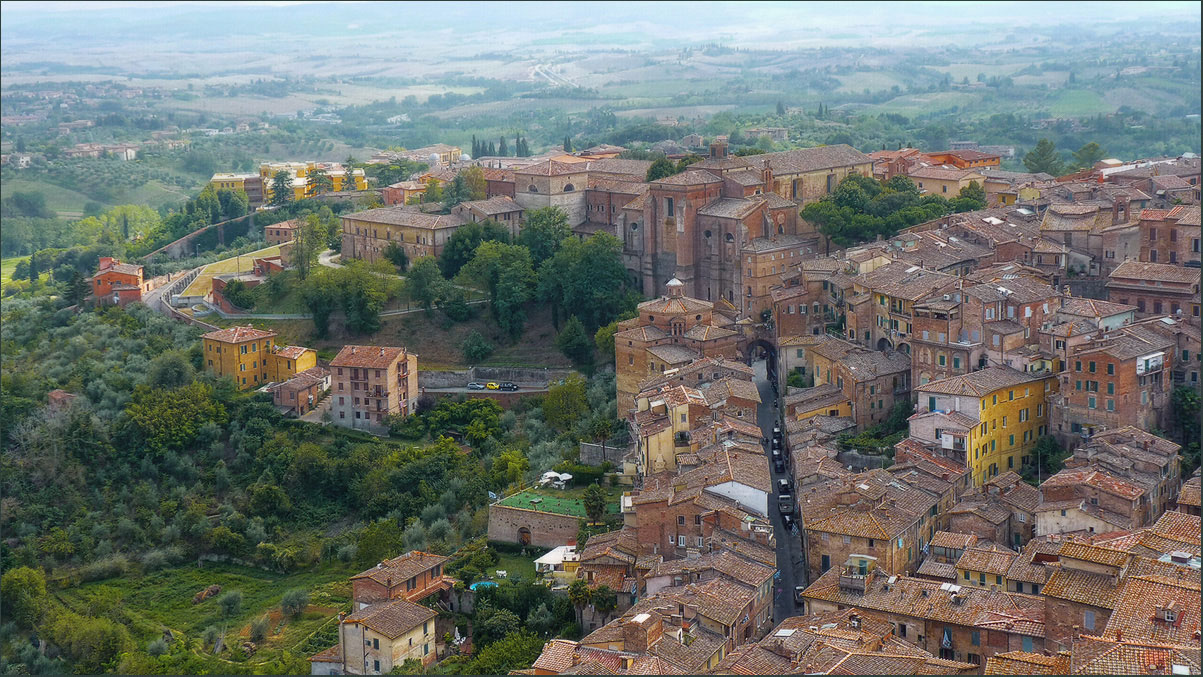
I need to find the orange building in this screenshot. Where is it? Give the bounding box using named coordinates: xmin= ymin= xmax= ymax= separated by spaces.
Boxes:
xmin=329 ymin=344 xmax=419 ymax=432
xmin=921 ymin=149 xmax=1002 ymax=170
xmin=201 ymin=325 xmax=277 ymax=390
xmin=91 ymin=257 xmax=144 ymax=306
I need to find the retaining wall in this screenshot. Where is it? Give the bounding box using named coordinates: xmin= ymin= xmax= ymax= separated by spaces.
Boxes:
xmin=580 ymin=442 xmax=629 ymax=466
xmin=486 ymin=504 xmax=580 ymax=548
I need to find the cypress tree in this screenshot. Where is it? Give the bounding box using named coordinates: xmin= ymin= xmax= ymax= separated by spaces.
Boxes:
xmin=27 ymin=252 xmax=39 ymax=281
xmin=499 ymin=136 xmax=508 ymax=156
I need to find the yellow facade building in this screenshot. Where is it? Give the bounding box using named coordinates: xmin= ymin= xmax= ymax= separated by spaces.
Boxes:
xmin=201 ymin=325 xmax=278 ymax=390
xmin=266 ymin=345 xmax=317 ymax=383
xmin=910 ymin=366 xmax=1058 ymax=486
xmin=258 ymin=161 xmax=368 ymax=202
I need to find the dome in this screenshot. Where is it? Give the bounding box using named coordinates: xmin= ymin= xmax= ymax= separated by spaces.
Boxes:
xmin=460 ymin=153 xmax=472 ymax=162
xmin=428 ymin=153 xmax=441 ymax=165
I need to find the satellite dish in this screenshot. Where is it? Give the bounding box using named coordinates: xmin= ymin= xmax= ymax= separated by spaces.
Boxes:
xmin=428 ymin=153 xmax=441 ymax=165
xmin=460 ymin=153 xmax=472 ymax=162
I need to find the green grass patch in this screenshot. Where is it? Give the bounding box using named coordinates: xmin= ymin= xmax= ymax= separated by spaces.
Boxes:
xmin=0 ymin=176 xmax=102 ymax=215
xmin=1 ymin=256 xmax=29 ymax=285
xmin=497 ymin=487 xmax=620 ymax=518
xmin=1048 ymin=89 xmax=1111 ymax=116
xmin=53 ymin=560 xmax=355 ymax=667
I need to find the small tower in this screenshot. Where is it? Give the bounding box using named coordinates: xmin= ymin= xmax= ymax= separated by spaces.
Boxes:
xmin=666 ymin=277 xmax=685 ymax=298
xmin=709 ymin=136 xmax=729 ymax=159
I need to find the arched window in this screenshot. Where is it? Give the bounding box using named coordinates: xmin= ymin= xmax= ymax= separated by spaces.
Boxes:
xmin=563 ymin=183 xmax=575 ymax=192
xmin=725 ymin=233 xmax=734 ymax=242
xmin=704 ymin=230 xmax=712 ymax=238
xmin=778 ymin=225 xmax=784 ymax=234
xmin=528 ymin=184 xmax=538 ymax=193
xmin=630 ymin=223 xmax=639 ymax=231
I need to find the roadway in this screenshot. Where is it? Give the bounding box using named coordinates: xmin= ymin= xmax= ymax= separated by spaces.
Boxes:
xmin=752 ymin=358 xmax=808 ymax=625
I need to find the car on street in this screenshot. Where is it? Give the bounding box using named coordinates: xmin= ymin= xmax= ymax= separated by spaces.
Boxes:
xmin=773 ymin=457 xmax=785 ymax=473
xmin=499 ymin=382 xmax=519 ymax=391
xmin=771 ymin=437 xmax=781 ymax=450
xmin=777 ymin=478 xmax=792 ymax=495
xmin=778 ymin=495 xmax=794 ymax=514
xmin=794 ymin=585 xmax=807 ymax=604
xmin=467 ymin=382 xmax=486 ymax=390
xmin=486 ymin=382 xmax=500 ymax=390
xmin=781 ymin=513 xmax=795 ymax=531
xmin=773 ymin=424 xmax=781 ymax=436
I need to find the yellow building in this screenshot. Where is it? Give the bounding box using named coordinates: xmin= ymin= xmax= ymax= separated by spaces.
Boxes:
xmin=911 ymin=366 xmax=1058 ymax=486
xmin=632 ymin=384 xmax=710 ymax=474
xmin=258 ymin=161 xmax=368 ymax=202
xmin=201 ymin=325 xmax=278 ymax=390
xmin=210 ymin=172 xmax=257 ymax=192
xmin=266 ymin=345 xmax=317 ymax=383
xmin=906 ymin=166 xmax=986 ymax=197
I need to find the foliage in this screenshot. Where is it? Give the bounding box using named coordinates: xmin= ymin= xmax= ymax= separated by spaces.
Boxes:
xmin=473 ymin=605 xmax=521 ymax=648
xmin=457 ymin=241 xmax=536 ymax=340
xmin=405 ymin=256 xmax=445 ymax=313
xmin=645 ymin=157 xmax=676 ymax=182
xmin=218 ymin=589 xmax=243 ymax=617
xmin=1023 ymin=138 xmax=1065 ymax=176
xmin=1172 ymin=386 xmax=1200 ymax=477
xmin=0 ymin=566 xmax=46 ymax=629
xmin=582 ymin=484 xmax=607 ymax=523
xmin=1071 ymin=142 xmax=1106 ymax=170
xmin=464 ymin=630 xmax=544 ymax=675
xmin=146 ymin=351 xmax=196 ymax=389
xmin=383 ymin=241 xmax=410 ymax=273
xmin=124 ymin=381 xmax=228 ymax=455
xmin=593 ymin=321 xmax=619 ymax=364
xmin=220 ymin=278 xmax=256 ymax=310
xmin=556 ymin=316 xmax=594 ymax=368
xmin=270 ymin=170 xmax=294 ymax=206
xmin=281 ymin=587 xmax=311 ymax=617
xmin=357 ymin=518 xmax=407 ymax=567
xmin=45 ymin=610 xmax=131 ymax=674
xmin=537 ymin=233 xmax=635 ymax=331
xmin=461 ymin=330 xmax=495 ymax=363
xmin=516 ymin=207 xmax=572 ymax=267
xmin=800 ymin=173 xmax=952 ymax=248
xmin=543 ymin=375 xmax=588 ymax=433
xmin=439 ymin=219 xmax=511 ymax=279
xmin=301 ymin=260 xmax=400 ymax=336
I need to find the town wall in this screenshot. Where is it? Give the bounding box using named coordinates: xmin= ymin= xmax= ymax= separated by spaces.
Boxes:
xmin=486 ymin=504 xmax=581 ymax=548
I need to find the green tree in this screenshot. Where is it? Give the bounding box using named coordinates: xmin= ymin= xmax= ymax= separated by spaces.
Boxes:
xmin=307 ymin=167 xmax=333 ymax=196
xmin=1172 ymin=386 xmax=1200 ymax=476
xmin=461 ymin=330 xmax=495 ymax=363
xmin=591 ymin=585 xmax=618 ymax=623
xmin=956 ymin=180 xmax=987 ymax=209
xmin=537 ymin=233 xmax=631 ymax=331
xmin=406 ymin=256 xmax=444 ymax=312
xmin=250 ymin=616 xmax=270 ymax=642
xmin=776 ymin=100 xmax=786 ymax=116
xmin=1029 ymin=435 xmax=1066 ymax=481
xmin=439 ymin=219 xmax=511 ymax=278
xmin=491 ymin=449 xmax=529 ymax=488
xmin=65 ymin=269 xmax=91 ymax=306
xmin=218 ymin=590 xmax=242 ymax=618
xmin=1023 ymin=138 xmax=1064 ymax=176
xmin=125 ymin=382 xmax=226 ymax=454
xmin=442 ymin=174 xmax=471 ymax=210
xmin=342 ymin=167 xmax=359 ymax=191
xmin=281 ymin=588 xmax=310 ymax=617
xmin=383 ymin=242 xmax=409 ymax=272
xmin=468 ymin=630 xmax=544 ymax=675
xmin=594 ymin=321 xmax=619 ymax=364
xmin=357 ymin=518 xmax=405 ymax=567
xmin=458 ymin=241 xmax=536 ymax=340
xmin=582 ymin=483 xmax=607 ymax=523
xmin=556 ymin=316 xmax=594 ymax=367
xmin=460 ymin=165 xmax=487 ymax=201
xmin=270 ymin=170 xmax=294 ymax=206
xmin=646 ymin=157 xmax=676 ymax=182
xmin=147 ymin=351 xmax=195 ymax=389
xmin=46 ymin=611 xmax=130 ymax=674
xmin=1071 ymin=142 xmax=1106 ymax=171
xmin=27 ymin=251 xmax=40 ymax=281
xmin=527 ymin=602 xmax=556 ymax=636
xmin=517 ymin=207 xmax=572 ymax=266
xmin=292 ymin=213 xmax=325 ymax=280
xmin=567 ymin=579 xmax=591 ymax=625
xmin=543 ymin=375 xmax=588 ymax=432
xmin=499 ymin=136 xmax=509 ymax=156
xmin=301 ymin=268 xmax=340 ymax=338
xmin=1 ymin=566 xmax=46 ymax=629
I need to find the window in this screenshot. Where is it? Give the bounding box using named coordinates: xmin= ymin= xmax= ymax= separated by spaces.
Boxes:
xmin=373 ymin=638 xmax=379 ymax=650
xmin=374 ymin=660 xmax=381 ymax=672
xmin=971 ymin=630 xmax=980 ymax=646
xmin=1088 ymin=361 xmax=1095 ymax=373
xmin=678 ymin=535 xmax=686 ymax=546
xmin=963 ymin=570 xmax=970 ymax=580
xmin=1022 ymin=636 xmax=1033 ymax=652
xmin=678 ymin=516 xmax=686 ymax=525
xmin=979 ymin=573 xmax=986 ymax=584
xmin=821 ymin=555 xmax=830 ymax=572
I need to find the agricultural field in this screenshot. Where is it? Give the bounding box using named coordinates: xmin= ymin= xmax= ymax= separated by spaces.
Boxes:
xmin=1 ymin=255 xmax=30 ymax=286
xmin=0 ymin=176 xmax=100 ymax=216
xmin=51 ymin=561 xmax=354 ymax=669
xmin=1047 ymin=89 xmax=1111 ymax=117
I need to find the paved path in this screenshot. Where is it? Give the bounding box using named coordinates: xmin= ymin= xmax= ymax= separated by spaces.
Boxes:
xmin=753 ymin=359 xmax=808 ymax=624
xmin=317 ymin=249 xmax=343 ymax=268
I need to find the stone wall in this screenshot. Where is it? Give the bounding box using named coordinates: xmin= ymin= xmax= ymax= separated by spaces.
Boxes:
xmin=1063 ymin=279 xmax=1108 ymax=300
xmin=419 ymin=367 xmax=575 ymax=389
xmin=580 ymin=442 xmax=629 ymax=466
xmin=418 ymin=370 xmax=474 ymax=389
xmin=487 ymin=504 xmax=580 ymax=548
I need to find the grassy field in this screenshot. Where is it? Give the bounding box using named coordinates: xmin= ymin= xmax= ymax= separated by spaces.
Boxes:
xmin=181 ymin=244 xmax=283 ymax=298
xmin=1048 ymin=89 xmax=1111 ymax=117
xmin=497 ymin=486 xmax=620 ymax=518
xmin=0 ymin=176 xmax=101 ymax=216
xmin=1 ymin=256 xmax=30 ymax=286
xmin=52 ymin=560 xmax=355 ymax=667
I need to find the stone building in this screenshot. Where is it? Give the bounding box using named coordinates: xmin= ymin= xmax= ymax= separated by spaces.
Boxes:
xmin=329 ymin=345 xmax=419 ymax=433
xmin=1137 ymin=204 xmax=1201 ymax=266
xmin=340 ymin=206 xmax=469 ymax=263
xmin=1106 ymin=260 xmax=1200 ymax=319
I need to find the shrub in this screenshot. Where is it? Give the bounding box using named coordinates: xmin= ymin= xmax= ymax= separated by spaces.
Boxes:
xmin=461 ymin=330 xmax=494 ymax=363
xmin=147 ymin=638 xmax=168 ymax=657
xmin=79 ymin=555 xmax=130 ymax=582
xmin=218 ymin=590 xmax=242 ymax=618
xmin=281 ymin=588 xmax=310 ymax=618
xmin=250 ymin=616 xmax=269 ymax=642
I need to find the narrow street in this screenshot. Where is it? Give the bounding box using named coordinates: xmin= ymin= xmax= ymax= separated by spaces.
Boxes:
xmin=752 ymin=358 xmax=808 ymax=624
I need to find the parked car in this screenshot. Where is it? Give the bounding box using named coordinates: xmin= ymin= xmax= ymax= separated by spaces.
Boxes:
xmin=777 ymin=478 xmax=792 ymax=495
xmin=773 ymin=424 xmax=781 ymax=436
xmin=486 ymin=382 xmax=500 ymax=390
xmin=795 ymin=585 xmax=807 ymax=604
xmin=781 ymin=513 xmax=795 ymax=531
xmin=771 ymin=437 xmax=781 ymax=450
xmin=499 ymin=382 xmax=519 ymax=391
xmin=773 ymin=457 xmax=785 ymax=473
xmin=778 ymin=495 xmax=794 ymax=514
xmin=467 ymin=382 xmax=486 ymax=390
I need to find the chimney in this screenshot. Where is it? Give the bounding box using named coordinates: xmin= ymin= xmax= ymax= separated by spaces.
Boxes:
xmin=380 ymin=347 xmax=385 ymax=356
xmin=623 ymin=613 xmax=663 ymax=654
xmin=338 ymin=611 xmax=347 ymax=622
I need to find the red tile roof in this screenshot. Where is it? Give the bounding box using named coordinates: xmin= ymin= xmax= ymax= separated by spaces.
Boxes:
xmin=202 ymin=325 xmax=277 ymax=343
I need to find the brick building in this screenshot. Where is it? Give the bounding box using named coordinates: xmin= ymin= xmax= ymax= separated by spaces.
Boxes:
xmin=844 ymin=261 xmax=958 ymax=353
xmin=1137 ymin=204 xmax=1201 ymax=266
xmin=1062 ymin=427 xmax=1182 ymax=521
xmin=1106 ymin=260 xmax=1200 ymax=319
xmin=270 ymin=366 xmax=329 ymax=417
xmin=341 ymin=206 xmax=469 ymax=263
xmin=349 ymin=551 xmax=452 ymax=609
xmin=807 ymin=336 xmax=911 ymax=430
xmin=329 ymin=345 xmax=418 ymax=433
xmin=91 ymin=256 xmax=144 ymax=307
xmin=1049 ymin=322 xmax=1176 ymax=442
xmin=264 ymin=219 xmax=296 ymax=245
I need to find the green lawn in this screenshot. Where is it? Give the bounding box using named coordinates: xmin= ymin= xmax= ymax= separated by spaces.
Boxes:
xmin=1 ymin=256 xmax=29 ymax=285
xmin=53 ymin=560 xmax=355 ymax=666
xmin=181 ymin=244 xmax=283 ymax=297
xmin=497 ymin=487 xmax=620 ymax=518
xmin=0 ymin=177 xmax=101 ymax=216
xmin=1048 ymin=89 xmax=1111 ymax=117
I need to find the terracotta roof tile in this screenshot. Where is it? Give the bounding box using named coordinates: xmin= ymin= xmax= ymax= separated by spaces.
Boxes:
xmin=202 ymin=325 xmax=277 ymax=343
xmin=344 ymin=597 xmax=436 ymax=639
xmin=330 ymin=344 xmax=411 ymax=369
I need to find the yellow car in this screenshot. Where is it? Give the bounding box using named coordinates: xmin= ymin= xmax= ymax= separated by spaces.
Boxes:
xmin=486 ymin=382 xmax=500 ymax=390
